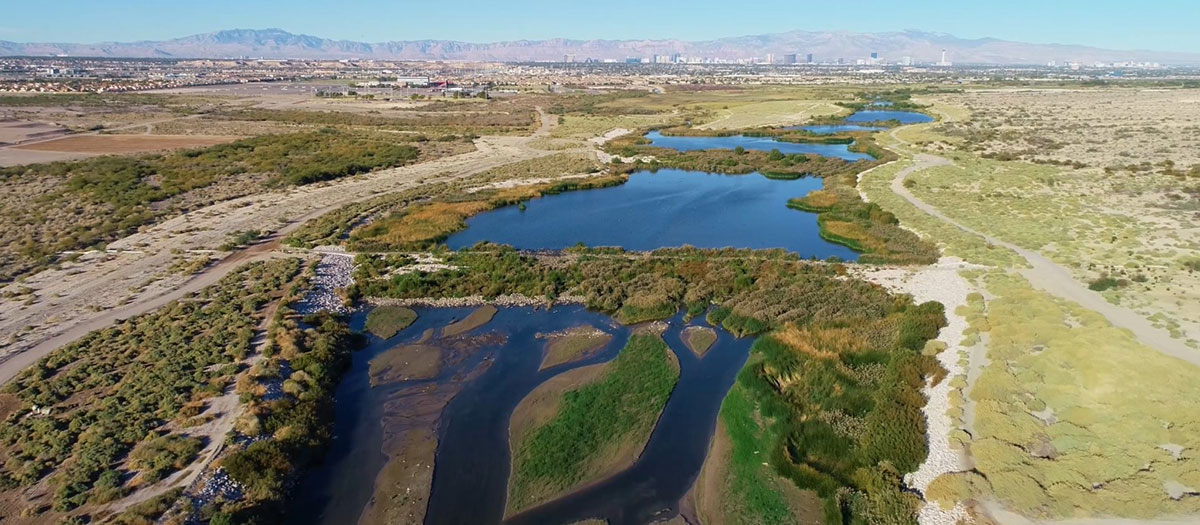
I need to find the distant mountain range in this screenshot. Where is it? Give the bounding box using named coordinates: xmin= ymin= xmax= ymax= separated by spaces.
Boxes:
xmin=3 ymin=28 xmax=1199 ymax=65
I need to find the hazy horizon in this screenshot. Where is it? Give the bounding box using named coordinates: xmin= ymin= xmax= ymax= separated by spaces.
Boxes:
xmin=4 ymin=0 xmax=1199 ymax=54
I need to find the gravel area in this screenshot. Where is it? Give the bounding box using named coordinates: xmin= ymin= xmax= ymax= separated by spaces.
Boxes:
xmin=856 ymin=257 xmax=980 ymax=525
xmin=295 ymin=253 xmax=354 ymax=315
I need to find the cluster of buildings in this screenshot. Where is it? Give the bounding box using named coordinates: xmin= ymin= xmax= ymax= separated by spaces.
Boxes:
xmin=0 ymin=56 xmax=1190 ymax=95
xmin=561 ymin=50 xmax=955 ymax=67
xmin=1048 ymin=60 xmax=1163 ymax=70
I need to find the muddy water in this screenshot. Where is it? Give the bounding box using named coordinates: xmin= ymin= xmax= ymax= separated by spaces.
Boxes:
xmin=294 ymin=306 xmax=752 ymax=525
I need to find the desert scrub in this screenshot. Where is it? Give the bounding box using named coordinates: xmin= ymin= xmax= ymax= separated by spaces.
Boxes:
xmin=507 ymin=333 xmax=678 ymax=512
xmin=969 ymin=271 xmax=1200 ymax=518
xmin=213 ymin=105 xmax=538 ymax=135
xmin=364 ymin=305 xmax=418 ymax=339
xmin=857 ymin=159 xmax=1026 ymax=267
xmin=219 ymin=310 xmax=359 ymax=522
xmin=0 ymin=129 xmax=421 ymax=281
xmin=0 ymin=258 xmax=303 ymax=512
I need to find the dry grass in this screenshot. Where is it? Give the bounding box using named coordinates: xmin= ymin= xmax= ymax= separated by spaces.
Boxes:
xmin=358 ymin=201 xmax=492 ymax=246
xmin=797 ymin=189 xmax=840 ymax=209
xmin=903 ymin=152 xmax=1200 ymax=346
xmin=966 ymin=271 xmax=1200 ymax=519
xmin=934 ymin=88 xmax=1200 ymax=168
xmin=14 ymin=134 xmax=238 ymax=153
xmin=464 ymin=152 xmax=599 ymax=185
xmin=697 ymin=99 xmax=848 ymax=130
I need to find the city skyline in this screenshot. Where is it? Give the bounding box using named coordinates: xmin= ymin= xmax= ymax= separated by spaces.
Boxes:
xmin=3 ymin=0 xmax=1200 ymax=54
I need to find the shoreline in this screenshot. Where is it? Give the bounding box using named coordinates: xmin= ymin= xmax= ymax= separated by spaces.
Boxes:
xmin=854 ymin=257 xmax=981 ymax=525
xmin=367 ymin=292 xmax=587 ymax=309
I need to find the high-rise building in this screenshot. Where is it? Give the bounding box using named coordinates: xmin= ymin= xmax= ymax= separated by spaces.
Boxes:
xmin=563 ymin=54 xmax=576 ymax=63
xmin=765 ymin=53 xmax=775 ymax=65
xmin=870 ymin=51 xmax=878 ymax=59
xmin=937 ymin=49 xmax=952 ymax=66
xmin=900 ymin=56 xmax=913 ymax=66
xmin=784 ymin=54 xmax=798 ymax=64
xmin=806 ymin=53 xmax=814 ymax=63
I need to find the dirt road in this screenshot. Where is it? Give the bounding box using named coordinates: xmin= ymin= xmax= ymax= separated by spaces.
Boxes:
xmin=0 ymin=109 xmax=563 ymax=385
xmin=889 ymin=154 xmax=1200 ymax=368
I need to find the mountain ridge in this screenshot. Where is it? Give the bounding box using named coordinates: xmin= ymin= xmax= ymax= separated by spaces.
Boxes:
xmin=2 ymin=28 xmax=1198 ymax=65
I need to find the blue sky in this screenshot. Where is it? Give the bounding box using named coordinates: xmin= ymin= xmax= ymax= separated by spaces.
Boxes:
xmin=3 ymin=0 xmax=1198 ymax=52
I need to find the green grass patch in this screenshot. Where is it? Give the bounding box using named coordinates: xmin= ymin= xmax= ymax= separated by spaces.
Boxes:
xmin=508 ymin=333 xmax=679 ymax=512
xmin=717 ymin=378 xmax=800 ymax=523
xmin=364 ymin=305 xmax=418 ymax=339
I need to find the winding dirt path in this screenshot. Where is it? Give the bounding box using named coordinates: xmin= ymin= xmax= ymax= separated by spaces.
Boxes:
xmin=887 ymin=153 xmax=1200 ymax=367
xmin=0 ymin=108 xmax=563 ymax=386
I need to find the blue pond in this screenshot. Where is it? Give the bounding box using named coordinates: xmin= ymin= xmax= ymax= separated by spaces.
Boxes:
xmin=786 ymin=124 xmax=886 ymax=134
xmin=446 ymin=168 xmax=859 ymax=260
xmin=844 ymin=110 xmax=934 ymax=124
xmin=643 ymin=130 xmax=874 ymax=161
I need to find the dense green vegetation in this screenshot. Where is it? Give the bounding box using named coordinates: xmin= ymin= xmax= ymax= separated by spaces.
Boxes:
xmin=0 ymin=259 xmax=303 ymax=514
xmin=217 ymin=308 xmax=360 ymax=523
xmin=356 ymin=246 xmax=946 ymax=523
xmin=718 ymin=380 xmax=801 ymax=522
xmin=508 ymin=333 xmax=678 ymax=512
xmin=0 ymin=130 xmax=422 ymax=282
xmin=789 ymin=172 xmax=938 ymax=264
xmin=732 ymin=314 xmax=945 ymax=524
xmin=364 ymin=305 xmax=418 ymax=338
xmin=355 ymin=246 xmax=911 ymax=335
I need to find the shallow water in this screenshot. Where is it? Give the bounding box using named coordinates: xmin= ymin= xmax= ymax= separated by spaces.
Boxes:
xmin=293 ymin=306 xmax=752 ymax=525
xmin=506 ymin=311 xmax=752 ymax=525
xmin=642 ymin=130 xmax=874 ymax=161
xmin=446 ymin=168 xmax=859 ymax=260
xmin=844 ymin=110 xmax=933 ymax=124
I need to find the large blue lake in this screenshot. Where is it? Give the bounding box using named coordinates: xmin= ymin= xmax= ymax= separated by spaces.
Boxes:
xmin=643 ymin=130 xmax=874 ymax=161
xmin=446 ymin=169 xmax=859 ymax=260
xmin=844 ymin=110 xmax=934 ymax=124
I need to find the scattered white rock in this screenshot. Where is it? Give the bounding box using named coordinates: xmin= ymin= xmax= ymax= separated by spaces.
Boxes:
xmin=856 ymin=257 xmax=983 ymax=525
xmin=295 ymin=253 xmax=354 ymax=315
